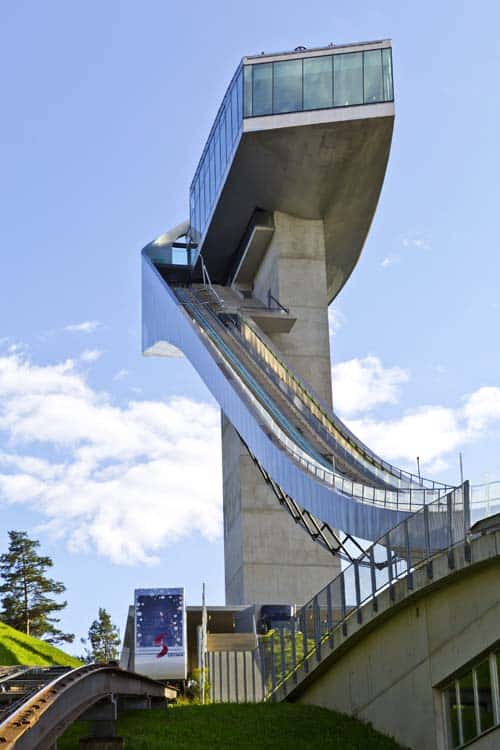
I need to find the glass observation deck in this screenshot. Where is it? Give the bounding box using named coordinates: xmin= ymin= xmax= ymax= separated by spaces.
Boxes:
xmin=189 ymin=41 xmax=393 ymax=250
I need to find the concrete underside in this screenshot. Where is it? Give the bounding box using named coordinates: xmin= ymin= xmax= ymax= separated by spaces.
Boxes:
xmin=223 ymin=212 xmax=341 ymax=606
xmin=200 ymin=104 xmax=394 ymax=302
xmin=288 ymin=533 xmax=500 ymax=750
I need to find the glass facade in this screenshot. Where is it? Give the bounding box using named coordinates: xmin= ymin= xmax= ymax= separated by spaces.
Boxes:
xmin=189 ymin=65 xmax=244 ymax=243
xmin=189 ymin=46 xmax=393 ymax=248
xmin=444 ymin=650 xmax=500 ymax=748
xmin=244 ymin=47 xmax=393 ymax=118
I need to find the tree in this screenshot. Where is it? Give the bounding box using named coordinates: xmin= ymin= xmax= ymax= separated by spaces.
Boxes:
xmin=0 ymin=530 xmax=74 ymax=644
xmin=86 ymin=608 xmax=121 ymax=662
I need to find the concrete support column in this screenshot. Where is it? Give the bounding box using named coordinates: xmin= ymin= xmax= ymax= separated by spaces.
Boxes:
xmin=253 ymin=211 xmax=333 ymax=407
xmin=223 ymin=211 xmax=340 ymax=608
xmin=79 ymin=698 xmax=123 ymax=750
xmin=117 ymin=695 xmax=151 ymax=713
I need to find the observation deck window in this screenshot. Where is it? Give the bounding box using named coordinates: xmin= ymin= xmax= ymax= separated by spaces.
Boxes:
xmin=273 ymin=59 xmax=302 ymax=113
xmin=188 ymin=45 xmax=393 ymax=252
xmin=252 ymin=62 xmax=273 ymax=116
xmin=364 ymin=49 xmax=384 ymax=103
xmin=303 ymin=56 xmax=333 ymax=110
xmin=189 ymin=65 xmax=243 ymax=244
xmin=334 ymin=52 xmax=363 ymax=106
xmin=243 ymin=46 xmax=393 ymax=118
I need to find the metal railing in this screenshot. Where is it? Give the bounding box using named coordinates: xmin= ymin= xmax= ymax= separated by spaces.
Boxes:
xmin=238 ymin=315 xmax=451 ymax=492
xmin=260 ymin=482 xmax=471 ymax=701
xmin=178 ymin=288 xmax=453 ymax=511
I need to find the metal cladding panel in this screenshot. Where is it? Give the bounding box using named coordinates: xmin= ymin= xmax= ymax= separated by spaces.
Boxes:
xmin=142 ymin=255 xmax=410 ymax=540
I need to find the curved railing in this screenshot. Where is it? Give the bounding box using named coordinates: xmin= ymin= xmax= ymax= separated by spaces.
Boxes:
xmin=178 ymin=287 xmax=452 ymax=512
xmin=233 ymin=312 xmax=450 ymax=491
xmin=260 ymin=481 xmax=471 ymax=701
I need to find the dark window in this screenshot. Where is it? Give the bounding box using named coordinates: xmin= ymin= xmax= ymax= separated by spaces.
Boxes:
xmin=476 ymin=659 xmax=495 ymax=733
xmin=303 ymin=56 xmax=333 ymax=110
xmin=458 ymin=672 xmax=477 ymax=744
xmin=445 ymin=684 xmax=461 ymax=748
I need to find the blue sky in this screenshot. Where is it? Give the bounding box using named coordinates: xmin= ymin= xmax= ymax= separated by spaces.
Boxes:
xmin=1 ymin=1 xmax=499 ymax=653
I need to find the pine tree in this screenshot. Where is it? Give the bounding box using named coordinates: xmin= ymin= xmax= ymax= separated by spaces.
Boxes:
xmin=87 ymin=608 xmax=121 ymax=662
xmin=0 ymin=530 xmax=74 ymax=644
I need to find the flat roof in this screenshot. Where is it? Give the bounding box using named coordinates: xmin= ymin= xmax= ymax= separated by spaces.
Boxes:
xmin=243 ymin=38 xmax=391 ymax=64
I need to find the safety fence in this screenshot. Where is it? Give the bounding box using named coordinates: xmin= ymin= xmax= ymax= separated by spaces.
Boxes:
xmin=260 ymin=481 xmax=470 ymax=700
xmin=207 ymin=482 xmax=472 ymax=703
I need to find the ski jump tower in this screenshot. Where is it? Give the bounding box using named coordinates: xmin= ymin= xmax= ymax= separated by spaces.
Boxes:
xmin=142 ymin=40 xmax=452 ymax=607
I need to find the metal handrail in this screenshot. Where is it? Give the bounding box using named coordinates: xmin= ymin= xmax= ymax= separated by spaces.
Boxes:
xmin=177 ymin=288 xmax=453 ymax=511
xmin=238 ymin=314 xmax=451 ymax=491
xmin=262 ymin=482 xmax=472 ymax=701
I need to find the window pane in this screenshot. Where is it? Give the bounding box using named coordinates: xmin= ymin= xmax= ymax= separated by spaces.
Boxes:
xmin=273 ymin=59 xmax=302 ymax=113
xmin=334 ymin=52 xmax=363 ymax=107
xmin=231 ymin=84 xmax=239 ymax=143
xmin=244 ymin=65 xmax=253 ymax=116
xmin=303 ymin=56 xmax=332 ymax=110
xmin=213 ymin=127 xmax=220 ymax=187
xmin=252 ymin=63 xmax=273 ymax=116
xmin=236 ymin=69 xmax=242 ymax=120
xmin=382 ymin=48 xmax=394 ymax=100
xmin=220 ymin=107 xmax=227 ymax=169
xmin=202 ymin=169 xmax=208 ymax=223
xmin=446 ymin=684 xmax=461 ymax=749
xmin=363 ymin=50 xmax=383 ymax=103
xmin=476 ymin=660 xmax=494 ymax=732
xmin=224 ymin=105 xmax=231 ymax=160
xmin=209 ymin=140 xmax=215 ymax=207
xmin=459 ymin=672 xmax=477 ymax=743
xmin=172 ymin=248 xmax=188 ymax=265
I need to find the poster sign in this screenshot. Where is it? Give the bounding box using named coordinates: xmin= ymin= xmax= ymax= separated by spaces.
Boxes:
xmin=134 ymin=587 xmax=186 ymax=680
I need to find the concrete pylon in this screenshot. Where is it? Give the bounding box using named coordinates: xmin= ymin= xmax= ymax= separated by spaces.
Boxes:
xmin=223 ymin=211 xmax=341 ymax=607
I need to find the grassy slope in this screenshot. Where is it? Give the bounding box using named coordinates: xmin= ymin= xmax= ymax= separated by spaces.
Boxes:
xmin=0 ymin=622 xmax=81 ymax=667
xmin=59 ymin=704 xmax=407 ymax=749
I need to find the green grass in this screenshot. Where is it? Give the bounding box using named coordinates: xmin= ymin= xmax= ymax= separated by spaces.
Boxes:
xmin=0 ymin=621 xmax=81 ymax=667
xmin=58 ymin=703 xmax=407 ymax=749
xmin=259 ymin=628 xmax=315 ymax=690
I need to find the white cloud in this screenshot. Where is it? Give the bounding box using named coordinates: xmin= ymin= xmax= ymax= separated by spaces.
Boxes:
xmin=64 ymin=321 xmax=101 ymax=334
xmin=381 ymin=255 xmax=399 ymax=268
xmin=113 ymin=369 xmax=129 ymax=381
xmin=328 ymin=307 xmax=346 ymax=338
xmin=463 ymin=386 xmax=500 ymax=432
xmin=80 ymin=349 xmax=103 ymax=363
xmin=6 ymin=342 xmax=28 ymax=355
xmin=347 ymin=406 xmax=463 ymax=468
xmin=401 ymin=232 xmax=430 ymax=251
xmin=0 ymin=354 xmax=222 ymax=565
xmin=337 ymin=372 xmax=500 ymax=475
xmin=332 ymin=356 xmax=409 ymax=416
